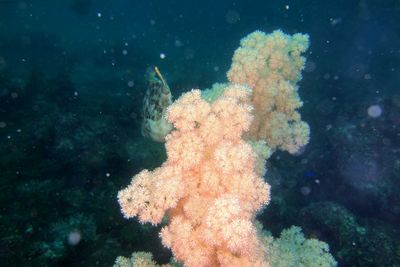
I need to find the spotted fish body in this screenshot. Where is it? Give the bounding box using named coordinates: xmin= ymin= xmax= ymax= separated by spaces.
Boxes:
xmin=141 ymin=68 xmax=173 ymax=142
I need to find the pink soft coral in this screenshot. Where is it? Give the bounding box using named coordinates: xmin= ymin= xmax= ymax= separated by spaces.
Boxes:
xmin=227 ymin=30 xmax=310 ymax=154
xmin=118 ymin=85 xmax=271 ymax=266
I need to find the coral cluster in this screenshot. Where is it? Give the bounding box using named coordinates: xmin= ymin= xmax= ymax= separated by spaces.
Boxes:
xmin=114 ymin=252 xmax=174 ymax=267
xmin=119 ymin=85 xmax=272 ymax=266
xmin=263 ymin=226 xmax=337 ymax=267
xmin=227 ymin=30 xmax=310 ymax=153
xmin=116 ymin=30 xmax=336 ymax=267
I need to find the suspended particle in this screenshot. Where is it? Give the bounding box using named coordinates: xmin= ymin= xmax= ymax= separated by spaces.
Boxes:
xmin=127 ymin=81 xmax=134 ymax=87
xmin=367 ymin=105 xmax=382 ymax=118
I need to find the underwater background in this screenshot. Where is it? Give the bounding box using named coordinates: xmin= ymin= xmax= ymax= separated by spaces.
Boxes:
xmin=0 ymin=0 xmax=399 ymax=266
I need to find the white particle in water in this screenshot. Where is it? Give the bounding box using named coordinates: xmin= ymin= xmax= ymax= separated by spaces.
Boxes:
xmin=367 ymin=105 xmax=382 ymax=118
xmin=68 ymin=230 xmax=81 ymax=246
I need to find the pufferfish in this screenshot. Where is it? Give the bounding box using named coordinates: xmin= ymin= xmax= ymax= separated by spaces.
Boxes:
xmin=141 ymin=67 xmax=173 ymax=142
